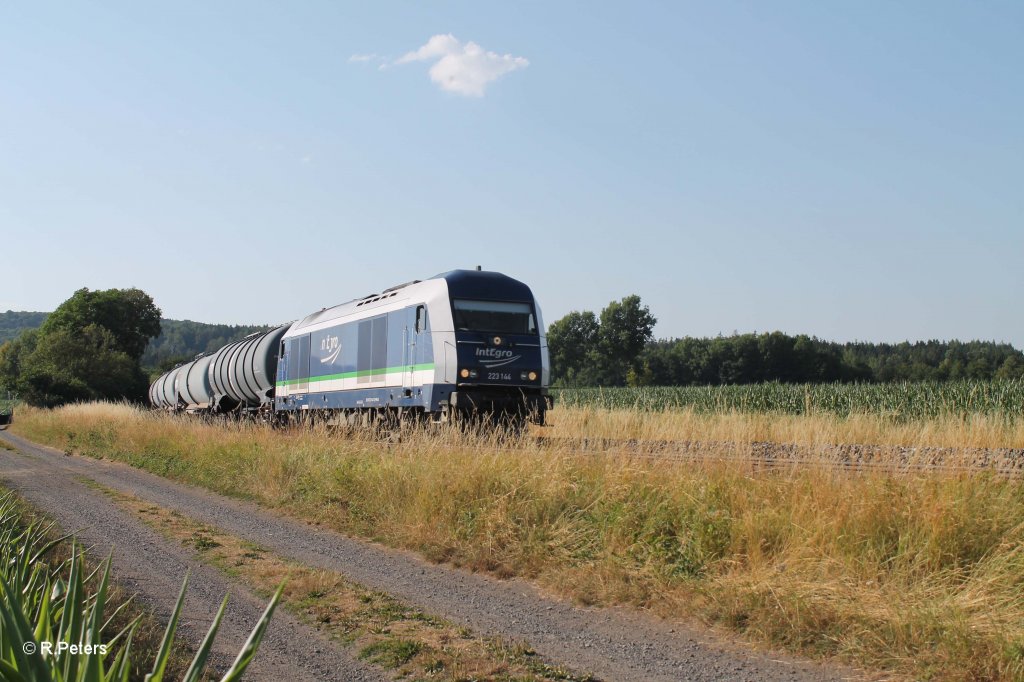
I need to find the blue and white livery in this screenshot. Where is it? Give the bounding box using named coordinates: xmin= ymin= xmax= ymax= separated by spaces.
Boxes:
xmin=149 ymin=269 xmax=552 ymax=425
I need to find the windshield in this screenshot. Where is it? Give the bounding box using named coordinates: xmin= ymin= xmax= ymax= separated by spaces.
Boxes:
xmin=452 ymin=299 xmax=537 ymax=334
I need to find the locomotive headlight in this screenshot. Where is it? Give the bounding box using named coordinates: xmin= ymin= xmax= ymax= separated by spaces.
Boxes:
xmin=460 ymin=369 xmax=477 ymax=379
xmin=493 ymin=336 xmax=503 ymax=346
xmin=521 ymin=370 xmax=539 ymax=381
xmin=460 ymin=369 xmax=470 ymax=378
xmin=529 ymin=371 xmax=538 ymax=381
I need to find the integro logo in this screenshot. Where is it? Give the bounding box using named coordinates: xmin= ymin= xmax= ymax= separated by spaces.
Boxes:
xmin=475 ymin=347 xmax=520 ymax=368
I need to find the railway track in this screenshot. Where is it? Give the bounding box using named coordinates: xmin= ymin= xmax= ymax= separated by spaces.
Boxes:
xmin=507 ymin=435 xmax=1024 ymax=476
xmin=128 ymin=410 xmax=1024 ymax=476
xmin=135 ymin=398 xmax=1024 ymax=478
xmin=282 ymin=417 xmax=1024 ymax=476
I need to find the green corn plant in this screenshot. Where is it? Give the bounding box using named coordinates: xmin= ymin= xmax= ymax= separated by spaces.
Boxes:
xmin=0 ymin=492 xmax=282 ymax=681
xmin=555 ymin=379 xmax=1024 ymax=420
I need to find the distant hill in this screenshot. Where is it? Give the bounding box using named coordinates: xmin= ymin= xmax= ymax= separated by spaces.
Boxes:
xmin=0 ymin=310 xmax=271 ymax=370
xmin=0 ymin=311 xmax=48 ymax=345
xmin=140 ymin=319 xmax=274 ymax=369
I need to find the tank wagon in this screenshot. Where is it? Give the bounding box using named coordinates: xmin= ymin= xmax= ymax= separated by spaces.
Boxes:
xmin=148 ymin=269 xmax=552 ymax=424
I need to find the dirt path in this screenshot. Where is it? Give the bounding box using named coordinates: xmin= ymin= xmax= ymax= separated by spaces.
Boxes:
xmin=0 ymin=434 xmax=387 ymax=682
xmin=0 ymin=431 xmax=858 ymax=682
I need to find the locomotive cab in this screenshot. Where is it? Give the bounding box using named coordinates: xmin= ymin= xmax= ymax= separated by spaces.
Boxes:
xmin=435 ymin=270 xmax=551 ymax=424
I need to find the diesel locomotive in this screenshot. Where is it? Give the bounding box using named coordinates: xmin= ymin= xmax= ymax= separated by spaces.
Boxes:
xmin=149 ymin=269 xmax=552 ymax=424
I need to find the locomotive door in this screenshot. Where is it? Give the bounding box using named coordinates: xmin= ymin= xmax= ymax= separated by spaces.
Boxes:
xmin=402 ymin=305 xmax=423 ymax=392
xmin=284 ymin=335 xmax=311 ymax=395
xmin=296 ymin=335 xmax=311 ymax=393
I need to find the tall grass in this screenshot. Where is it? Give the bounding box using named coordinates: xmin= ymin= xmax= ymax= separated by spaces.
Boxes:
xmin=548 ymin=405 xmax=1024 ymax=449
xmin=11 ymin=403 xmax=1024 ymax=680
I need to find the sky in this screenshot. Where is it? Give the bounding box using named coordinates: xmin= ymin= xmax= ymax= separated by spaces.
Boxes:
xmin=1 ymin=1 xmax=1022 ymax=346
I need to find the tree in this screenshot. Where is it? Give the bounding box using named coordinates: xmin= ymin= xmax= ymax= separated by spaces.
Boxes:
xmin=547 ymin=297 xmax=657 ymax=387
xmin=11 ymin=325 xmax=147 ymax=407
xmin=996 ymin=355 xmax=1024 ymax=379
xmin=0 ymin=330 xmax=39 ymax=394
xmin=546 ymin=311 xmax=600 ymax=386
xmin=42 ymin=288 xmax=161 ymax=361
xmin=595 ymin=295 xmax=656 ymax=385
xmin=1 ymin=288 xmax=161 ymax=406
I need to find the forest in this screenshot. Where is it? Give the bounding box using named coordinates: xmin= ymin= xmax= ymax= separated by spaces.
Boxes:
xmin=546 ymin=297 xmax=1024 ymax=386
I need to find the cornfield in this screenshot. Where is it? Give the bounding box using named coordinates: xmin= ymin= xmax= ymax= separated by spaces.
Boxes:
xmin=554 ymin=379 xmax=1024 ymax=420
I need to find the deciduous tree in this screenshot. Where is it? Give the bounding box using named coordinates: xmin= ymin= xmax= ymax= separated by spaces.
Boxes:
xmin=546 ymin=310 xmax=600 ymax=386
xmin=42 ymin=288 xmax=161 ymax=361
xmin=596 ymin=295 xmax=656 ymax=385
xmin=1 ymin=288 xmax=161 ymax=406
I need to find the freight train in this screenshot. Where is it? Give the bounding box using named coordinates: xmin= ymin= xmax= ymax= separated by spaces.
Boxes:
xmin=149 ymin=269 xmax=552 ymax=425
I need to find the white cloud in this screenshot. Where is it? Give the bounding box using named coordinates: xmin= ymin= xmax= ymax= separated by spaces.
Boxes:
xmin=394 ymin=34 xmax=461 ymax=64
xmin=348 ymin=53 xmax=379 ymax=63
xmin=394 ymin=34 xmax=528 ymax=97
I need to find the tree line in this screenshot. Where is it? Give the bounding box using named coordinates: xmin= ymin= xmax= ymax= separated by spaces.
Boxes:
xmin=0 ymin=311 xmax=48 ymax=345
xmin=0 ymin=288 xmax=161 ymax=406
xmin=141 ymin=319 xmax=272 ymax=370
xmin=0 ymin=310 xmax=272 ymax=373
xmin=3 ymin=288 xmax=1022 ymax=407
xmin=0 ymin=287 xmax=272 ymax=407
xmin=547 ymin=297 xmax=1024 ymax=387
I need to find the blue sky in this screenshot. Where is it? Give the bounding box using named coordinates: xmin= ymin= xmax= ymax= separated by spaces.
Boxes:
xmin=2 ymin=1 xmax=1022 ymax=346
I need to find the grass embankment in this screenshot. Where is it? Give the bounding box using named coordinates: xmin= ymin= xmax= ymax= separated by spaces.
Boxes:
xmin=12 ymin=403 xmax=1024 ymax=681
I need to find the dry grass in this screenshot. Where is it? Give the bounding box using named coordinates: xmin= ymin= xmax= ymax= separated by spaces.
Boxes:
xmin=543 ymin=405 xmax=1024 ymax=450
xmin=11 ymin=402 xmax=1024 ymax=681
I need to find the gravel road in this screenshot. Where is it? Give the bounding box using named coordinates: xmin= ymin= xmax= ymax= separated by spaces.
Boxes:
xmin=0 ymin=431 xmax=858 ymax=682
xmin=0 ymin=433 xmax=386 ymax=682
